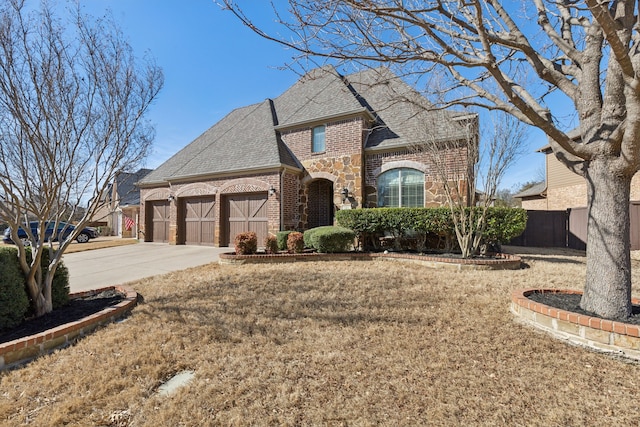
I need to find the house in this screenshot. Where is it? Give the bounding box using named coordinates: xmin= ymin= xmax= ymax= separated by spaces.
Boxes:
xmin=93 ymin=168 xmax=152 ymax=237
xmin=516 ymin=138 xmax=640 ymax=211
xmin=138 ymin=66 xmax=477 ymax=247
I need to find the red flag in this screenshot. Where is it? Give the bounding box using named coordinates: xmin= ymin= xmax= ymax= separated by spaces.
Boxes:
xmin=124 ymin=216 xmax=135 ymax=231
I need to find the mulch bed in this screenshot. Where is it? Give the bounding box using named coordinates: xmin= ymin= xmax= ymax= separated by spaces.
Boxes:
xmin=528 ymin=292 xmax=640 ymax=326
xmin=0 ymin=290 xmax=125 ymax=343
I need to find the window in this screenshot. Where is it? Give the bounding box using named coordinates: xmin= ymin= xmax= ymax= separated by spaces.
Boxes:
xmin=377 ymin=168 xmax=424 ymax=207
xmin=312 ymin=125 xmax=325 ymax=152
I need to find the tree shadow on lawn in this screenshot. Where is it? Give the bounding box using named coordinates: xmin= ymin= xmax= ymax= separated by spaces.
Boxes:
xmin=134 ymin=277 xmax=433 ymax=345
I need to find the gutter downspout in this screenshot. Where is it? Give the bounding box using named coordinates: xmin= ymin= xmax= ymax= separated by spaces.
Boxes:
xmin=280 ymin=168 xmax=284 ymax=231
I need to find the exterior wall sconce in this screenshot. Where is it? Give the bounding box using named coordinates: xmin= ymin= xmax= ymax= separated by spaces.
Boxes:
xmin=167 ymin=195 xmax=175 ymax=202
xmin=268 ymin=185 xmax=276 ymax=196
xmin=341 ymin=187 xmax=349 ymax=202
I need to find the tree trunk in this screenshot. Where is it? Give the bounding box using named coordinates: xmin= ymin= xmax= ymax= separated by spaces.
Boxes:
xmin=26 ymin=277 xmax=52 ymax=317
xmin=580 ymin=159 xmax=632 ymax=320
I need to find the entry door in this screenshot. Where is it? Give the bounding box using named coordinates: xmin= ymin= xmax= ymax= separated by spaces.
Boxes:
xmin=184 ymin=197 xmax=216 ymax=245
xmin=226 ymin=194 xmax=268 ymax=246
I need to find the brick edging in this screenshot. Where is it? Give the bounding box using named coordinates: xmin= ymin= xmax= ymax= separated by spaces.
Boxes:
xmin=219 ymin=251 xmax=522 ymax=270
xmin=511 ymin=289 xmax=640 ymax=360
xmin=0 ymin=286 xmax=138 ymax=371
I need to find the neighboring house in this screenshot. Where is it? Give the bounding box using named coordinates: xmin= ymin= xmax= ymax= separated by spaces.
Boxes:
xmin=516 ymin=133 xmax=640 ymax=210
xmin=513 ymin=181 xmax=547 ymax=210
xmin=138 ymin=66 xmax=477 ymax=247
xmin=93 ymin=168 xmax=152 ymax=238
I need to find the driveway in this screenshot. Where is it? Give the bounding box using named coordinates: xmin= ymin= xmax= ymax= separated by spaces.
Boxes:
xmin=63 ymin=243 xmax=230 ymax=292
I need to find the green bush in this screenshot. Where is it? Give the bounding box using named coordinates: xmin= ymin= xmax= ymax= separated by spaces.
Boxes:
xmin=276 ymin=230 xmax=295 ymax=251
xmin=0 ymin=247 xmax=29 ymax=329
xmin=304 ymin=226 xmax=355 ymax=253
xmin=484 ymin=207 xmax=528 ymax=244
xmin=234 ymin=231 xmax=258 ymax=255
xmin=287 ymin=231 xmax=304 ymax=253
xmin=264 ymin=234 xmax=278 ymax=254
xmin=337 ymin=207 xmax=527 ymax=253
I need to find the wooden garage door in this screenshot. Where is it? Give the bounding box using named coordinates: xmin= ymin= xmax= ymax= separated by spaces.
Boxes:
xmin=226 ymin=194 xmax=268 ymax=246
xmin=149 ymin=200 xmax=170 ymax=243
xmin=183 ymin=197 xmax=216 ymax=246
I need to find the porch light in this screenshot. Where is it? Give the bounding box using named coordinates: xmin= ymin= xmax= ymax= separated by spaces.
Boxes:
xmin=341 ymin=187 xmax=349 ymax=202
xmin=167 ymin=195 xmax=175 ymax=202
xmin=268 ymin=185 xmax=276 ymax=196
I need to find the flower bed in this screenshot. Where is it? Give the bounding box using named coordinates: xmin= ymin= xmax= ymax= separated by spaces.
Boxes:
xmin=0 ymin=285 xmax=138 ymax=371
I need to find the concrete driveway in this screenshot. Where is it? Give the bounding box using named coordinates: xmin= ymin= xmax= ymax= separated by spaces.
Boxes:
xmin=63 ymin=243 xmax=230 ymax=292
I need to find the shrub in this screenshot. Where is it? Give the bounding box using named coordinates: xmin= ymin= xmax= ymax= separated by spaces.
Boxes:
xmin=0 ymin=247 xmax=29 ymax=329
xmin=234 ymin=231 xmax=258 ymax=255
xmin=483 ymin=207 xmax=528 ymax=244
xmin=276 ymin=230 xmax=295 ymax=251
xmin=287 ymin=231 xmax=304 ymax=253
xmin=304 ymin=226 xmax=355 ymax=253
xmin=337 ymin=207 xmax=527 ymax=253
xmin=264 ymin=234 xmax=278 ymax=254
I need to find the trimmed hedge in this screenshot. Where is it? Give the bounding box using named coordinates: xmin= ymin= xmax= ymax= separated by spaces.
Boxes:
xmin=304 ymin=226 xmax=355 ymax=253
xmin=264 ymin=234 xmax=278 ymax=254
xmin=234 ymin=231 xmax=258 ymax=255
xmin=336 ymin=207 xmax=527 ymax=252
xmin=287 ymin=232 xmax=304 ymax=253
xmin=0 ymin=247 xmax=30 ymax=329
xmin=0 ymin=247 xmax=72 ymax=328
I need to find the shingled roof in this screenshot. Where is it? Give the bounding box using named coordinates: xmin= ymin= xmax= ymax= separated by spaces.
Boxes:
xmin=141 ymin=65 xmax=471 ymax=186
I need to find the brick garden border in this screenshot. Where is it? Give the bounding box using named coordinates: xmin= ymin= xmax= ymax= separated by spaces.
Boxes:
xmin=511 ymin=289 xmax=640 ymax=361
xmin=0 ymin=286 xmax=138 ymax=371
xmin=219 ymin=251 xmax=522 ymax=270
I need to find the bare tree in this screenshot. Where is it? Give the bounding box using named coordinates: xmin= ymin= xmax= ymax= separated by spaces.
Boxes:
xmin=0 ymin=0 xmax=163 ymax=316
xmin=417 ymin=110 xmax=527 ymax=257
xmin=221 ymin=0 xmax=640 ymax=320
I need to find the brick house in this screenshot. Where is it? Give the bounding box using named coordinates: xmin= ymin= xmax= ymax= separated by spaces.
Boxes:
xmin=138 ymin=66 xmax=476 ymax=246
xmin=516 ymin=134 xmax=640 ymax=210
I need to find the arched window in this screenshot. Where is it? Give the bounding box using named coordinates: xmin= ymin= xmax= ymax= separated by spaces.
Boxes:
xmin=377 ymin=168 xmax=424 ymax=207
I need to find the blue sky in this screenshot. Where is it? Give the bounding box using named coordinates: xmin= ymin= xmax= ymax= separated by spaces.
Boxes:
xmin=81 ymin=0 xmax=548 ymax=191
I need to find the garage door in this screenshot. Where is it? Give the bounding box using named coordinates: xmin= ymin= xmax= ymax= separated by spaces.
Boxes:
xmin=148 ymin=200 xmax=170 ymax=243
xmin=183 ymin=197 xmax=216 ymax=245
xmin=225 ymin=194 xmax=268 ymax=246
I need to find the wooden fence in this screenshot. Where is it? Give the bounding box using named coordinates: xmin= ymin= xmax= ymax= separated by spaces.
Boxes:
xmin=510 ymin=204 xmax=640 ymax=250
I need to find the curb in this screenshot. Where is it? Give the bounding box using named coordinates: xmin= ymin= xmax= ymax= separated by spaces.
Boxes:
xmin=511 ymin=288 xmax=640 ymax=361
xmin=0 ymin=285 xmax=138 ymax=371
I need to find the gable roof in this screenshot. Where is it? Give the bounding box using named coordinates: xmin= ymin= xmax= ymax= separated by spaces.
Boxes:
xmin=141 ymin=66 xmax=471 ymax=186
xmin=141 ymin=100 xmax=301 ymax=185
xmin=514 ymin=181 xmax=547 ymax=199
xmin=347 ymin=67 xmax=475 ymax=150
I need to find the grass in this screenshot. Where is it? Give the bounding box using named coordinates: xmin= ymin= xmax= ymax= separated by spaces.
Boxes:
xmin=2 ymin=247 xmax=640 ymax=425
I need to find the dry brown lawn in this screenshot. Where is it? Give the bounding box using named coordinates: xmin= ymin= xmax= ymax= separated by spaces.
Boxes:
xmin=2 ymin=248 xmax=640 ymax=426
xmin=1 ymin=238 xmax=137 ymax=254
xmin=57 ymin=238 xmax=138 ymax=254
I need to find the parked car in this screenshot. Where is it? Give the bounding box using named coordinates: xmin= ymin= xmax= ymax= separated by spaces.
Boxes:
xmin=3 ymin=221 xmax=99 ymax=245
